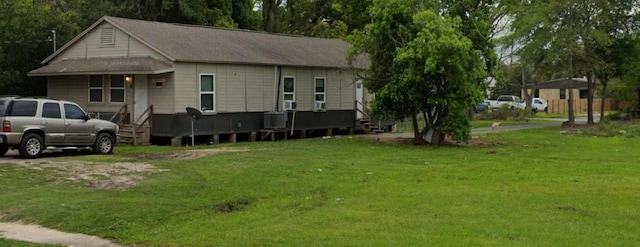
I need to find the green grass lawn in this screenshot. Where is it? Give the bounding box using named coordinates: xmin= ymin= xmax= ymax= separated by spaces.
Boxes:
xmin=1 ymin=126 xmax=640 ymax=246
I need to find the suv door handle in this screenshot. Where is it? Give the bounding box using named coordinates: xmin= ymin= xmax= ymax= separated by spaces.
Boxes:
xmin=66 ymin=123 xmax=71 ymax=126
xmin=42 ymin=121 xmax=48 ymax=126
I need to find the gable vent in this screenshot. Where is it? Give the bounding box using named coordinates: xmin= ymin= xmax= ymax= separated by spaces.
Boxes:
xmin=100 ymin=27 xmax=115 ymax=45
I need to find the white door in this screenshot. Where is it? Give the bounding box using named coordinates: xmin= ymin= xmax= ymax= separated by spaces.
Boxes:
xmin=356 ymin=80 xmax=364 ymax=119
xmin=133 ymin=75 xmax=150 ymax=124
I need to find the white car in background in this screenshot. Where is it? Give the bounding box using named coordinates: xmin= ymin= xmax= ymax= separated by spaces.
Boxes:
xmin=532 ymin=98 xmax=548 ymax=112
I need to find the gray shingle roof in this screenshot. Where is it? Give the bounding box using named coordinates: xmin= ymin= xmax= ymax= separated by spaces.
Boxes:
xmin=28 ymin=57 xmax=174 ymax=76
xmin=104 ymin=16 xmax=367 ymax=69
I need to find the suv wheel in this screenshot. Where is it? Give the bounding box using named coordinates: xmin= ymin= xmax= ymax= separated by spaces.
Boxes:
xmin=93 ymin=133 xmax=114 ymax=154
xmin=0 ymin=144 xmax=8 ymax=156
xmin=19 ymin=133 xmax=43 ymax=159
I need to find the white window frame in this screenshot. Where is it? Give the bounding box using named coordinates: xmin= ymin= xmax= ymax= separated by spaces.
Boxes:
xmin=314 ymin=77 xmax=326 ymax=111
xmin=283 ymin=76 xmax=296 ymax=110
xmin=109 ymin=75 xmax=126 ymax=103
xmin=88 ymin=75 xmax=104 ymax=103
xmin=199 ymin=73 xmax=216 ymax=112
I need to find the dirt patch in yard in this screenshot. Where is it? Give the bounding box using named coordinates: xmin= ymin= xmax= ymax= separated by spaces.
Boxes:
xmin=0 ymin=148 xmax=248 ymax=246
xmin=8 ymin=158 xmax=166 ymax=191
xmin=1 ymin=148 xmax=247 ymax=191
xmin=135 ymin=147 xmax=248 ymax=160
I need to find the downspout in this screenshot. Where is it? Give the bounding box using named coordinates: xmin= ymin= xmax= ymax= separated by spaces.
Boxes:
xmin=274 ymin=65 xmax=281 ymax=112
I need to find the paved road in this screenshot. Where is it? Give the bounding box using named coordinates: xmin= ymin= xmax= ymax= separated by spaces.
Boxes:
xmin=471 ymin=122 xmax=559 ymax=134
xmin=376 ymin=116 xmax=599 ymax=139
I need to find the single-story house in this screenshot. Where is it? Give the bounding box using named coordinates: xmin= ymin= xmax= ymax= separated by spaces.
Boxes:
xmin=28 ymin=16 xmax=387 ymax=145
xmin=524 ymin=77 xmax=589 ymax=100
xmin=522 ymin=77 xmax=612 ymax=114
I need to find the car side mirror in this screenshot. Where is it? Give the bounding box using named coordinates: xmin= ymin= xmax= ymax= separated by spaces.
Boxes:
xmin=84 ymin=114 xmax=91 ymax=121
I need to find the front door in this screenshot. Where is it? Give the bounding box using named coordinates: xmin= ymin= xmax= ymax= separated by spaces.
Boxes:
xmin=356 ymin=80 xmax=364 ymax=119
xmin=133 ymin=75 xmax=150 ymax=124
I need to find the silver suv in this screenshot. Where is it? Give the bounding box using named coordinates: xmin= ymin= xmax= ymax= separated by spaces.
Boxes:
xmin=0 ymin=97 xmax=118 ymax=158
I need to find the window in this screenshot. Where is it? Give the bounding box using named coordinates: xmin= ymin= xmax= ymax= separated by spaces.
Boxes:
xmin=110 ymin=75 xmax=125 ymax=103
xmin=315 ymin=78 xmax=325 ymax=102
xmin=64 ymin=104 xmax=86 ymax=120
xmin=283 ymin=77 xmax=296 ymax=110
xmin=559 ymin=88 xmax=566 ymax=99
xmin=89 ymin=75 xmax=103 ymax=102
xmin=42 ymin=103 xmax=61 ymax=119
xmin=7 ymin=101 xmax=37 ymax=116
xmin=101 ymin=27 xmax=115 ymax=45
xmin=199 ymin=74 xmax=215 ymax=112
xmin=314 ymin=77 xmax=326 ymax=110
xmin=579 ymin=89 xmax=588 ymax=99
xmin=283 ymin=76 xmax=295 ymax=99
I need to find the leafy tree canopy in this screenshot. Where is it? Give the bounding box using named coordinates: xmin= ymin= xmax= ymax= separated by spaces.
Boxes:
xmin=349 ymin=0 xmax=490 ymax=143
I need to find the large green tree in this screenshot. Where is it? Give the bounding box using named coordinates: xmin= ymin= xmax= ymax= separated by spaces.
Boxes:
xmin=0 ymin=0 xmax=79 ymax=96
xmin=258 ymin=0 xmax=372 ymax=37
xmin=349 ymin=0 xmax=489 ymax=144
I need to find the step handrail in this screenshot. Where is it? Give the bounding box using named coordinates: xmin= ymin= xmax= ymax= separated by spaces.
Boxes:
xmin=109 ymin=104 xmax=128 ymax=126
xmin=132 ymin=105 xmax=153 ymax=145
xmin=355 ymin=100 xmax=371 ymax=120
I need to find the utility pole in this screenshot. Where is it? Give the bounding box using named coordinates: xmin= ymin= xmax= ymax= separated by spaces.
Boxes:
xmin=567 ymin=5 xmax=575 ymax=127
xmin=51 ymin=30 xmax=57 ymax=52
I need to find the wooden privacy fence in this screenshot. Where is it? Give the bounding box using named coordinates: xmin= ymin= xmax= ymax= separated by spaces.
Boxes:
xmin=547 ymin=98 xmax=613 ymax=114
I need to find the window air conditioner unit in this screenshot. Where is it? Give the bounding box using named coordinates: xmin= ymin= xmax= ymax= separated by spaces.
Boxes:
xmin=314 ymin=102 xmax=326 ymax=111
xmin=284 ymin=101 xmax=296 ymax=111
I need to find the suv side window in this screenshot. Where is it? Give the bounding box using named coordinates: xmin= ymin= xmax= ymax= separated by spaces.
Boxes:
xmin=64 ymin=103 xmax=86 ymax=120
xmin=8 ymin=101 xmax=37 ymax=116
xmin=42 ymin=103 xmax=62 ymax=119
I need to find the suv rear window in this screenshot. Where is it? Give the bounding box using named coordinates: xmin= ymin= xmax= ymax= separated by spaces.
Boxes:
xmin=0 ymin=99 xmax=9 ymax=116
xmin=7 ymin=100 xmax=38 ymax=116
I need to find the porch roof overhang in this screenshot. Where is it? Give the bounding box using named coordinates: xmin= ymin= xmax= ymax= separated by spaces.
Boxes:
xmin=27 ymin=57 xmax=174 ymax=76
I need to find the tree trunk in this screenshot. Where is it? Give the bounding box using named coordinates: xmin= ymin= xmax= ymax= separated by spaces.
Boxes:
xmin=567 ymin=77 xmax=575 ymax=126
xmin=521 ymin=66 xmax=533 ymax=111
xmin=262 ymin=0 xmax=278 ymax=32
xmin=411 ymin=113 xmax=421 ymax=143
xmin=599 ymin=80 xmax=608 ymax=122
xmin=586 ymin=73 xmax=595 ymax=125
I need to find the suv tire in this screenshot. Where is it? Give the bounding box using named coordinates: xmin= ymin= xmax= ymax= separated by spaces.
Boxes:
xmin=19 ymin=133 xmax=43 ymax=159
xmin=0 ymin=144 xmax=8 ymax=156
xmin=93 ymin=133 xmax=114 ymax=154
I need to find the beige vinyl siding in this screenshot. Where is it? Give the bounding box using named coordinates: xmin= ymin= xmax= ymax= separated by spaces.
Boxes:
xmin=340 ymin=70 xmax=357 ymax=110
xmin=173 ymin=63 xmax=198 ymax=113
xmin=48 ymin=76 xmax=87 ymax=106
xmin=149 ymin=73 xmax=175 ymax=114
xmin=47 ymin=75 xmax=130 ymax=113
xmin=326 ymin=69 xmax=341 ymax=110
xmin=246 ymin=65 xmax=275 ymax=112
xmin=279 ymin=67 xmax=361 ymax=111
xmin=54 ymin=40 xmax=88 ymax=61
xmin=297 ymin=69 xmax=314 ymax=111
xmin=181 ymin=64 xmax=276 ymax=113
xmin=86 ymin=24 xmax=130 ymax=57
xmin=52 ymin=23 xmax=167 ymax=62
xmin=222 ymin=65 xmax=247 ymax=112
xmin=281 ymin=67 xmax=315 ymax=111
